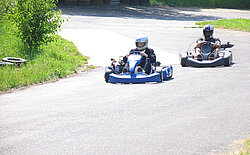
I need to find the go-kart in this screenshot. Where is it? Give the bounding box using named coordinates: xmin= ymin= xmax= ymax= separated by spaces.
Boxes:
xmin=180 ymin=41 xmax=234 ymax=67
xmin=104 ymin=51 xmax=173 ymax=83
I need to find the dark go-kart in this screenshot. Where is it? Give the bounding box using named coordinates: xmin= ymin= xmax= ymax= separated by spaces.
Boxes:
xmin=180 ymin=41 xmax=234 ymax=67
xmin=105 ymin=51 xmax=173 ymax=83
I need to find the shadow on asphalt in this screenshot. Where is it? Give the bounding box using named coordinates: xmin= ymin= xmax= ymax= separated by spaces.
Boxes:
xmin=163 ymin=77 xmax=175 ymax=81
xmin=58 ymin=4 xmax=220 ymax=21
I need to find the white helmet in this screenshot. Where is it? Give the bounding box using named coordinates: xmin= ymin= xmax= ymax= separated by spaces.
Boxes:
xmin=135 ymin=37 xmax=148 ymax=50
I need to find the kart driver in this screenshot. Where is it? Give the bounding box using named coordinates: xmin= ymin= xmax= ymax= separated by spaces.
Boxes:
xmin=195 ymin=24 xmax=221 ymax=60
xmin=123 ymin=37 xmax=156 ymax=74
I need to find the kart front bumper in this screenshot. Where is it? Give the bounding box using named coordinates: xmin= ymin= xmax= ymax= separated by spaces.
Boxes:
xmin=109 ymin=72 xmax=162 ymax=83
xmin=185 ymin=57 xmax=225 ymax=67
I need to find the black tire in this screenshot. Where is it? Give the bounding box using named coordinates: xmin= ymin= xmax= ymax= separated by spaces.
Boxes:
xmin=104 ymin=71 xmax=111 ymax=83
xmin=180 ymin=57 xmax=187 ymax=67
xmin=0 ymin=61 xmax=14 ymax=66
xmin=159 ymin=71 xmax=163 ymax=82
xmin=155 ymin=67 xmax=163 ymax=82
xmin=156 ymin=70 xmax=163 ymax=82
xmin=224 ymin=57 xmax=230 ymax=67
xmin=2 ymin=57 xmax=26 ymax=66
xmin=168 ymin=66 xmax=173 ymax=78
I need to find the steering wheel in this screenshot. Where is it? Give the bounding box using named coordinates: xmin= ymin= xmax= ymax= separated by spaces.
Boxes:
xmin=203 ymin=41 xmax=212 ymax=45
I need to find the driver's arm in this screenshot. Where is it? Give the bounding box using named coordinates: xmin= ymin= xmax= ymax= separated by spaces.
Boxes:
xmin=148 ymin=49 xmax=156 ymax=63
xmin=140 ymin=51 xmax=148 ymax=57
xmin=213 ymin=43 xmax=221 ymax=48
xmin=196 ymin=41 xmax=205 ymax=48
xmin=123 ymin=50 xmax=133 ymax=63
xmin=211 ymin=39 xmax=221 ymax=48
xmin=123 ymin=55 xmax=128 ymax=63
xmin=215 ymin=39 xmax=221 ymax=48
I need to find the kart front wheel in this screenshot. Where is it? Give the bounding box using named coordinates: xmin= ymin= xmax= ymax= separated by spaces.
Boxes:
xmin=156 ymin=70 xmax=163 ymax=82
xmin=168 ymin=65 xmax=173 ymax=78
xmin=180 ymin=57 xmax=187 ymax=67
xmin=104 ymin=71 xmax=111 ymax=82
xmin=224 ymin=57 xmax=230 ymax=67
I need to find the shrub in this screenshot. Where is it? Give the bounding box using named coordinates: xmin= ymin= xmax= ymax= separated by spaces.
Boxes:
xmin=7 ymin=0 xmax=65 ymax=52
xmin=0 ymin=0 xmax=13 ymax=21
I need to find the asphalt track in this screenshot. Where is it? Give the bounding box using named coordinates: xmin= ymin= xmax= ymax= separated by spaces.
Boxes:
xmin=0 ymin=5 xmax=250 ymax=155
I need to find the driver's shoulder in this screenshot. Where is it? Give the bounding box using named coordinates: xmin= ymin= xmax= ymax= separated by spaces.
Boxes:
xmin=130 ymin=48 xmax=137 ymax=52
xmin=214 ymin=38 xmax=221 ymax=42
xmin=196 ymin=37 xmax=204 ymax=43
xmin=210 ymin=37 xmax=220 ymax=42
xmin=146 ymin=48 xmax=154 ymax=52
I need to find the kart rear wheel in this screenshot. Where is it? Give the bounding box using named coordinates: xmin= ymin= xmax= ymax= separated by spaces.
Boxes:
xmin=104 ymin=71 xmax=111 ymax=82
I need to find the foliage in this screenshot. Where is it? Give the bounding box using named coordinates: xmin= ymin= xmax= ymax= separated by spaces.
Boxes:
xmin=0 ymin=20 xmax=88 ymax=92
xmin=150 ymin=0 xmax=168 ymax=6
xmin=0 ymin=20 xmax=23 ymax=59
xmin=150 ymin=0 xmax=250 ymax=9
xmin=7 ymin=0 xmax=65 ymax=51
xmin=0 ymin=0 xmax=14 ymax=21
xmin=196 ymin=19 xmax=250 ymax=32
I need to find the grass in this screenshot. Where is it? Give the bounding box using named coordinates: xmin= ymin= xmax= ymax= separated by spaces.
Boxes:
xmin=0 ymin=20 xmax=89 ymax=92
xmin=242 ymin=139 xmax=250 ymax=154
xmin=244 ymin=139 xmax=250 ymax=155
xmin=231 ymin=139 xmax=250 ymax=155
xmin=195 ymin=19 xmax=250 ymax=32
xmin=149 ymin=0 xmax=250 ymax=9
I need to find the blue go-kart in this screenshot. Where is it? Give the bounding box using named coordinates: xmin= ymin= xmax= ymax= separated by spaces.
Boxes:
xmin=104 ymin=51 xmax=173 ymax=83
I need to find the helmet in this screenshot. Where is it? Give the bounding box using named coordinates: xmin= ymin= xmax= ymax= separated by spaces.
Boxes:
xmin=203 ymin=24 xmax=214 ymax=40
xmin=135 ymin=37 xmax=148 ymax=50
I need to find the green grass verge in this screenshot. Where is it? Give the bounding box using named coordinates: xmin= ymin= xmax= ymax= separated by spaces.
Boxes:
xmin=196 ymin=19 xmax=250 ymax=32
xmin=233 ymin=139 xmax=250 ymax=155
xmin=149 ymin=0 xmax=250 ymax=9
xmin=0 ymin=20 xmax=89 ymax=92
xmin=242 ymin=139 xmax=250 ymax=154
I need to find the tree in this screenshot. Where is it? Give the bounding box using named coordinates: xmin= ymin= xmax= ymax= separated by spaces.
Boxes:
xmin=8 ymin=0 xmax=65 ymax=51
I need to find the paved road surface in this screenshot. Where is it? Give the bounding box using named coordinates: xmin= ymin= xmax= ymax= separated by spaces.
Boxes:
xmin=1 ymin=5 xmax=250 ymax=155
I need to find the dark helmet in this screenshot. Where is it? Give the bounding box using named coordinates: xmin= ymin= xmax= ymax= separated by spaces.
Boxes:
xmin=203 ymin=24 xmax=214 ymax=40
